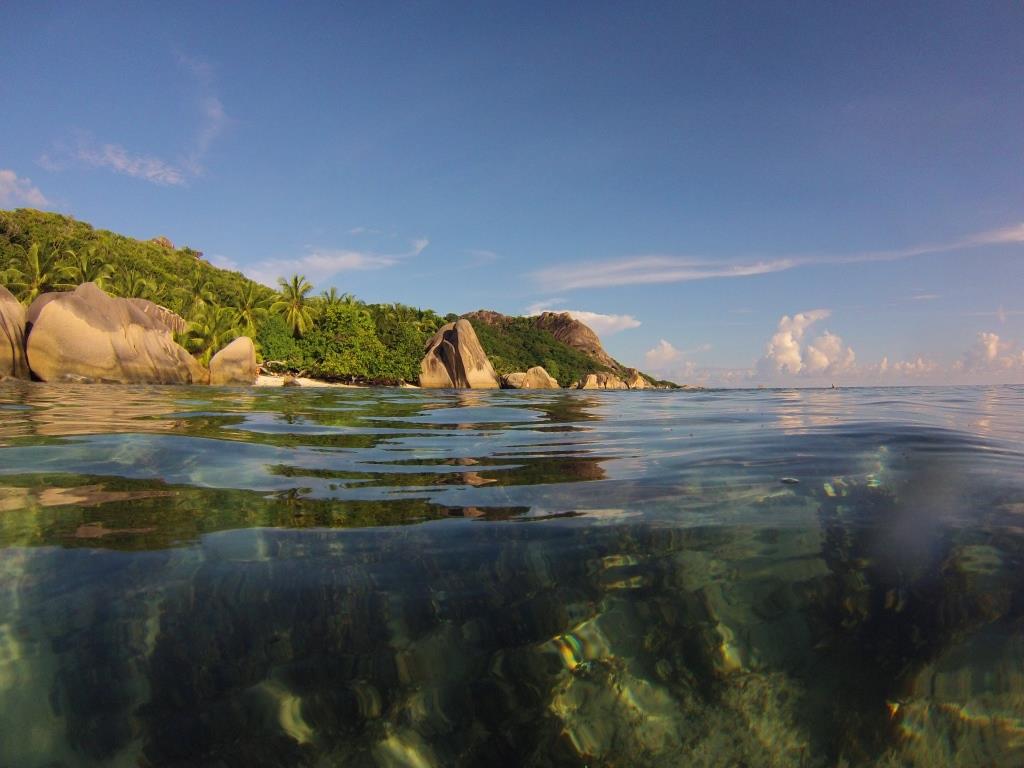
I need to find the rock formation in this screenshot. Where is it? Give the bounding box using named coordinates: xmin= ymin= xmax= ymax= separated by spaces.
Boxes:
xmin=127 ymin=298 xmax=189 ymax=335
xmin=624 ymin=369 xmax=649 ymax=389
xmin=502 ymin=366 xmax=560 ymax=389
xmin=0 ymin=285 xmax=29 ymax=380
xmin=25 ymin=282 xmax=208 ymax=384
xmin=419 ymin=319 xmax=500 ymax=388
xmin=576 ymin=372 xmax=629 ymax=390
xmin=209 ymin=337 xmax=258 ymax=385
xmin=531 ymin=311 xmax=619 ymax=368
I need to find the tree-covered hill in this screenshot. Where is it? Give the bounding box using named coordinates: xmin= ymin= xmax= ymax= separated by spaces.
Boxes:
xmin=0 ymin=208 xmax=673 ymax=386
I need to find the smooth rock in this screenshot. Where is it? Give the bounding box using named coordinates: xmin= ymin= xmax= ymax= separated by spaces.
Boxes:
xmin=0 ymin=285 xmax=30 ymax=379
xmin=419 ymin=319 xmax=499 ymax=389
xmin=209 ymin=336 xmax=257 ymax=385
xmin=502 ymin=366 xmax=560 ymax=389
xmin=576 ymin=372 xmax=628 ymax=390
xmin=25 ymin=282 xmax=208 ymax=384
xmin=126 ymin=298 xmax=189 ymax=335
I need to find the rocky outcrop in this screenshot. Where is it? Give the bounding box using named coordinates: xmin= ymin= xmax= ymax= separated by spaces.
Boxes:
xmin=209 ymin=337 xmax=257 ymax=385
xmin=127 ymin=298 xmax=189 ymax=335
xmin=576 ymin=372 xmax=628 ymax=390
xmin=25 ymin=282 xmax=208 ymax=384
xmin=0 ymin=285 xmax=29 ymax=380
xmin=502 ymin=366 xmax=560 ymax=389
xmin=531 ymin=312 xmax=618 ymax=368
xmin=419 ymin=319 xmax=499 ymax=388
xmin=623 ymin=369 xmax=649 ymax=389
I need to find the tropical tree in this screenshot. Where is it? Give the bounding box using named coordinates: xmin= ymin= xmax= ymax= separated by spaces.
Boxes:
xmin=320 ymin=286 xmax=344 ymax=308
xmin=179 ymin=267 xmax=217 ymax=320
xmin=110 ymin=268 xmax=156 ymax=299
xmin=235 ymin=282 xmax=272 ymax=336
xmin=185 ymin=304 xmax=242 ymax=364
xmin=62 ymin=246 xmax=113 ymax=288
xmin=6 ymin=242 xmax=70 ymax=302
xmin=272 ymin=274 xmax=314 ymax=337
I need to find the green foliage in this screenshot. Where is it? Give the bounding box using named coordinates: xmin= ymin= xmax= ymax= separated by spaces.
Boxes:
xmin=271 ymin=274 xmax=314 ymax=337
xmin=468 ymin=317 xmax=610 ymax=386
xmin=369 ymin=303 xmax=445 ymax=382
xmin=255 ymin=315 xmax=302 ymax=368
xmin=185 ymin=305 xmax=243 ymax=365
xmin=299 ymin=304 xmax=390 ymax=381
xmin=0 ymin=208 xmax=277 ymax=319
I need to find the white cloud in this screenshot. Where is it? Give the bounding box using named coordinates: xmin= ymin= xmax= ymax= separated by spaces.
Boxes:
xmin=759 ymin=309 xmax=832 ymax=375
xmin=0 ymin=169 xmax=49 ymax=207
xmin=644 ymin=339 xmax=681 ymax=367
xmin=532 ymin=222 xmax=1024 ymax=291
xmin=957 ymin=331 xmax=1024 ymax=373
xmin=246 ymin=238 xmax=429 ymax=288
xmin=524 ymin=301 xmax=641 ymax=335
xmin=42 ymin=52 xmax=228 ymax=187
xmin=805 ymin=331 xmax=856 ymax=374
xmin=76 ymin=143 xmax=187 ymax=186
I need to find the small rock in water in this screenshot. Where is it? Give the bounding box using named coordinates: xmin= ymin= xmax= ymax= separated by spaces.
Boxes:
xmin=780 ymin=477 xmax=800 ymax=485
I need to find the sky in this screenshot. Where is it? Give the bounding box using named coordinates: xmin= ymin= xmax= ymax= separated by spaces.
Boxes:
xmin=2 ymin=1 xmax=1023 ymax=386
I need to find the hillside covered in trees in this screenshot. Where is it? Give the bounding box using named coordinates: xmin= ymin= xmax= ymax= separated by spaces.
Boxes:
xmin=0 ymin=209 xmax=668 ymax=386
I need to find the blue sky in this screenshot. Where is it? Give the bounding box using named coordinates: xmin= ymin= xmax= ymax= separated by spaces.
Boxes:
xmin=2 ymin=1 xmax=1023 ymax=385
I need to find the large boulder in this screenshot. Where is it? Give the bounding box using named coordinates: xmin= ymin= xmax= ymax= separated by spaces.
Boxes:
xmin=127 ymin=298 xmax=189 ymax=335
xmin=0 ymin=285 xmax=29 ymax=380
xmin=502 ymin=366 xmax=560 ymax=389
xmin=576 ymin=372 xmax=628 ymax=390
xmin=624 ymin=369 xmax=649 ymax=389
xmin=209 ymin=336 xmax=258 ymax=385
xmin=25 ymin=282 xmax=208 ymax=384
xmin=419 ymin=319 xmax=499 ymax=388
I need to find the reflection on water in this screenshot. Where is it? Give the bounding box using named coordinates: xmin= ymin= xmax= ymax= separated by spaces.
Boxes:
xmin=1 ymin=382 xmax=1024 ymax=766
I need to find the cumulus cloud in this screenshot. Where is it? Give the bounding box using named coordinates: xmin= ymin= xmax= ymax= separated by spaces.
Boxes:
xmin=644 ymin=339 xmax=682 ymax=367
xmin=0 ymin=169 xmax=49 ymax=207
xmin=532 ymin=222 xmax=1024 ymax=292
xmin=758 ymin=310 xmax=856 ymax=378
xmin=956 ymin=331 xmax=1024 ymax=373
xmin=524 ymin=301 xmax=641 ymax=335
xmin=246 ymin=238 xmax=429 ymax=288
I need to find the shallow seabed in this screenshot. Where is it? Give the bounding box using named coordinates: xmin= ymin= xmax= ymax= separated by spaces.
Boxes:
xmin=1 ymin=383 xmax=1023 ymax=767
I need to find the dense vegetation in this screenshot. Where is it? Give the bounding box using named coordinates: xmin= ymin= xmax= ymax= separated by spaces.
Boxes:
xmin=0 ymin=208 xmax=664 ymax=386
xmin=468 ymin=316 xmax=611 ymax=387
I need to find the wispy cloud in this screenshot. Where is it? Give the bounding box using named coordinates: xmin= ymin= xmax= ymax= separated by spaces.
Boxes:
xmin=76 ymin=143 xmax=186 ymax=186
xmin=246 ymin=238 xmax=429 ymax=288
xmin=40 ymin=52 xmax=228 ymax=187
xmin=0 ymin=169 xmax=49 ymax=207
xmin=533 ymin=223 xmax=1024 ymax=291
xmin=524 ymin=301 xmax=641 ymax=335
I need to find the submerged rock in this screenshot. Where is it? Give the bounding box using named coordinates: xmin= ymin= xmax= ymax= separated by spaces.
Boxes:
xmin=25 ymin=282 xmax=208 ymax=384
xmin=419 ymin=318 xmax=499 ymax=389
xmin=210 ymin=336 xmax=258 ymax=385
xmin=502 ymin=366 xmax=560 ymax=389
xmin=0 ymin=285 xmax=29 ymax=380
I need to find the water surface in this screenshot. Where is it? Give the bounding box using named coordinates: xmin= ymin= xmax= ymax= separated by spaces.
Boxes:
xmin=1 ymin=383 xmax=1023 ymax=767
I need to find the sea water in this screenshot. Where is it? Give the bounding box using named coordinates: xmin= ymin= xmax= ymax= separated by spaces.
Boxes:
xmin=0 ymin=383 xmax=1022 ymax=767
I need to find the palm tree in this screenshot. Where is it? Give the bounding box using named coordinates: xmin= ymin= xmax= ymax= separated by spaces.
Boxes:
xmin=6 ymin=242 xmax=70 ymax=302
xmin=272 ymin=274 xmax=314 ymax=337
xmin=235 ymin=282 xmax=271 ymax=336
xmin=110 ymin=267 xmax=156 ymax=299
xmin=320 ymin=286 xmax=344 ymax=307
xmin=186 ymin=304 xmax=242 ymax=365
xmin=62 ymin=246 xmax=113 ymax=288
xmin=180 ymin=267 xmax=217 ymax=320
